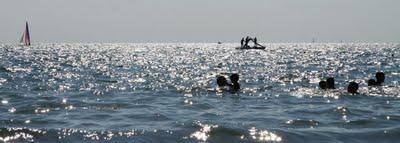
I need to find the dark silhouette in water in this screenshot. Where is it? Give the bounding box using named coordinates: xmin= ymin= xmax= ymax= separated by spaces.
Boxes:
xmin=347 ymin=81 xmax=359 ymax=95
xmin=229 ymin=74 xmax=240 ymax=92
xmin=216 ymin=74 xmax=240 ymax=93
xmin=254 ymin=37 xmax=258 ymax=45
xmin=376 ymin=72 xmax=385 ymax=84
xmin=319 ymin=77 xmax=335 ymax=89
xmin=319 ymin=81 xmax=327 ymax=90
xmin=217 ymin=76 xmax=229 ymax=87
xmin=240 ymin=38 xmax=244 ymax=46
xmin=368 ymin=79 xmax=377 ymax=86
xmin=326 ymin=77 xmax=335 ymax=89
xmin=217 ymin=74 xmax=240 ymax=93
xmin=368 ymin=72 xmax=385 ymax=86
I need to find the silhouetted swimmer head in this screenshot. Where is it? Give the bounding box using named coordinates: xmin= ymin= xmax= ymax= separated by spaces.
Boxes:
xmin=319 ymin=81 xmax=327 ymax=90
xmin=326 ymin=77 xmax=335 ymax=89
xmin=217 ymin=76 xmax=228 ymax=87
xmin=229 ymin=74 xmax=240 ymax=92
xmin=367 ymin=79 xmax=377 ymax=86
xmin=375 ymin=72 xmax=385 ymax=85
xmin=230 ymin=74 xmax=239 ymax=83
xmin=347 ymin=81 xmax=359 ymax=95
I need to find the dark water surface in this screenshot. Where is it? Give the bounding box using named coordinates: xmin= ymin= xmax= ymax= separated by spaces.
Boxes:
xmin=0 ymin=43 xmax=399 ymax=142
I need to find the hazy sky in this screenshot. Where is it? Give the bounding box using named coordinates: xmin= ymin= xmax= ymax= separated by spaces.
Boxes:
xmin=1 ymin=0 xmax=399 ymax=43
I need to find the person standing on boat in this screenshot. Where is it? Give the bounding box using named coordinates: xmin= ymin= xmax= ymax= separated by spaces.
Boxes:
xmin=245 ymin=36 xmax=250 ymax=47
xmin=254 ymin=37 xmax=258 ymax=46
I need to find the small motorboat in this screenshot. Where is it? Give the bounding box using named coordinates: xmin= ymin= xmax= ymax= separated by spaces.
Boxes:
xmin=237 ymin=36 xmax=265 ymax=50
xmin=236 ymin=44 xmax=266 ymax=50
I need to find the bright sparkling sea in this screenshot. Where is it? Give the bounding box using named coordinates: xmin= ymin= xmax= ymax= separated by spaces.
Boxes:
xmin=0 ymin=43 xmax=400 ymax=143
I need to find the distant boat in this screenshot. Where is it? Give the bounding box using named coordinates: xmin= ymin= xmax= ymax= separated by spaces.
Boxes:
xmin=19 ymin=21 xmax=31 ymax=46
xmin=218 ymin=41 xmax=222 ymax=44
xmin=236 ymin=44 xmax=266 ymax=50
xmin=236 ymin=37 xmax=266 ymax=50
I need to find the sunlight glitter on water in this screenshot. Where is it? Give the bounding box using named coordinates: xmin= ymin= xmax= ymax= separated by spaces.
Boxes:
xmin=0 ymin=43 xmax=399 ymax=142
xmin=190 ymin=122 xmax=218 ymax=142
xmin=249 ymin=127 xmax=282 ymax=142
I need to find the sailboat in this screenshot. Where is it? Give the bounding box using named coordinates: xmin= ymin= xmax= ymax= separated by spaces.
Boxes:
xmin=19 ymin=21 xmax=31 ymax=46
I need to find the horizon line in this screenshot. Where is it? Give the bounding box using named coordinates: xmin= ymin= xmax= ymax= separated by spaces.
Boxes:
xmin=1 ymin=41 xmax=399 ymax=44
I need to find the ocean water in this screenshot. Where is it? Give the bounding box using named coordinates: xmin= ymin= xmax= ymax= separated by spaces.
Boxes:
xmin=0 ymin=43 xmax=399 ymax=143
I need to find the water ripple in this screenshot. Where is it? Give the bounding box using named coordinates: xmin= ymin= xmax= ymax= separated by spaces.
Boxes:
xmin=0 ymin=43 xmax=399 ymax=142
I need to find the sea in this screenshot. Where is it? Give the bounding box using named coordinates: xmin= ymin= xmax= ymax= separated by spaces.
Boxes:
xmin=0 ymin=43 xmax=399 ymax=143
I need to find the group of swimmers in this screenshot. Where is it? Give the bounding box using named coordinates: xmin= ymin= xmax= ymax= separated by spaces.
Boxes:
xmin=216 ymin=74 xmax=240 ymax=93
xmin=319 ymin=72 xmax=385 ymax=94
xmin=240 ymin=36 xmax=259 ymax=47
xmin=216 ymin=71 xmax=386 ymax=95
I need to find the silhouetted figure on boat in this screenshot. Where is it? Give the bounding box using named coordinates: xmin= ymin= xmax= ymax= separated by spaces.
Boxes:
xmin=347 ymin=81 xmax=359 ymax=95
xmin=241 ymin=38 xmax=244 ymax=46
xmin=238 ymin=36 xmax=266 ymax=49
xmin=319 ymin=77 xmax=335 ymax=90
xmin=245 ymin=36 xmax=251 ymax=47
xmin=368 ymin=72 xmax=385 ymax=86
xmin=229 ymin=74 xmax=240 ymax=93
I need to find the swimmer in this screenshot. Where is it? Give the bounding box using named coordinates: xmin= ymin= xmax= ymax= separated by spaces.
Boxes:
xmin=367 ymin=72 xmax=385 ymax=86
xmin=368 ymin=79 xmax=377 ymax=86
xmin=229 ymin=74 xmax=240 ymax=93
xmin=347 ymin=81 xmax=359 ymax=95
xmin=319 ymin=77 xmax=335 ymax=90
xmin=326 ymin=77 xmax=335 ymax=89
xmin=319 ymin=81 xmax=327 ymax=90
xmin=217 ymin=76 xmax=229 ymax=87
xmin=375 ymin=72 xmax=385 ymax=85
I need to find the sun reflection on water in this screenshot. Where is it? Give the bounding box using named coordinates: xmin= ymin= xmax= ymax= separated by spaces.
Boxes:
xmin=190 ymin=122 xmax=218 ymax=141
xmin=249 ymin=127 xmax=282 ymax=142
xmin=0 ymin=43 xmax=399 ymax=142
